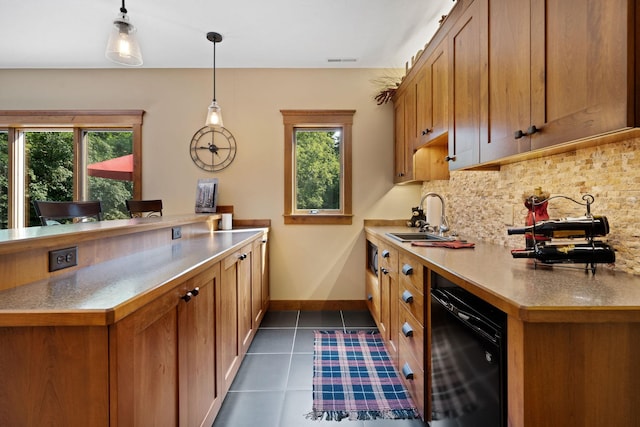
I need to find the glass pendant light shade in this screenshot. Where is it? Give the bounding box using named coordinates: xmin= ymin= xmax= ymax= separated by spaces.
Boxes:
xmin=105 ymin=11 xmax=143 ymax=66
xmin=206 ymin=100 xmax=224 ymax=128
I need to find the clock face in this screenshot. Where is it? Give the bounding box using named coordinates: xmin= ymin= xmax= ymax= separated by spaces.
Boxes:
xmin=190 ymin=126 xmax=237 ymax=171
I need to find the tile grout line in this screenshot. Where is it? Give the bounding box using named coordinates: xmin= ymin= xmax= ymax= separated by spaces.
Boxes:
xmin=274 ymin=310 xmax=301 ymax=427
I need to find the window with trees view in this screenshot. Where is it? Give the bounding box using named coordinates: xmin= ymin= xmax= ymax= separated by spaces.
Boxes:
xmin=281 ymin=110 xmax=354 ymax=225
xmin=0 ymin=111 xmax=143 ymax=229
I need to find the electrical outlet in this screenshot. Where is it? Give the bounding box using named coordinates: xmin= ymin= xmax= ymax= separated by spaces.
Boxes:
xmin=49 ymin=247 xmax=78 ymax=272
xmin=172 ymin=226 xmax=182 ymax=240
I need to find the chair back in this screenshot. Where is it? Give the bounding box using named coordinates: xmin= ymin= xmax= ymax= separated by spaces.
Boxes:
xmin=126 ymin=199 xmax=163 ymax=218
xmin=33 ymin=200 xmax=103 ymax=226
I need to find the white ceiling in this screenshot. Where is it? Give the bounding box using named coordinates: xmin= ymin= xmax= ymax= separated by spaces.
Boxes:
xmin=1 ymin=0 xmax=455 ymax=69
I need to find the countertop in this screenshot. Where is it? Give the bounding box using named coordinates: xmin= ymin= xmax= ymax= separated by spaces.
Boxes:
xmin=365 ymin=225 xmax=640 ymax=323
xmin=0 ymin=229 xmax=263 ymax=327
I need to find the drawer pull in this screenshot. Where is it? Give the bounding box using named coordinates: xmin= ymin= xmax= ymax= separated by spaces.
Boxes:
xmin=402 ymin=290 xmax=414 ymax=304
xmin=402 ymin=264 xmax=413 ymax=276
xmin=239 ymin=253 xmax=248 ymax=260
xmin=367 ymin=294 xmax=373 ymax=301
xmin=402 ymin=322 xmax=414 ymax=337
xmin=381 ymin=250 xmax=390 ymax=258
xmin=381 ymin=267 xmax=389 ymax=275
xmin=402 ymin=362 xmax=414 ymax=380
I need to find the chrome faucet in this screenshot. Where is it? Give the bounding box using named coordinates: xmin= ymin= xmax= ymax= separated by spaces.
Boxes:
xmin=419 ymin=192 xmax=450 ymax=236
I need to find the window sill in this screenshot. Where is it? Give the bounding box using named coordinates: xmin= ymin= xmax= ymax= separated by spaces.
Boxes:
xmin=284 ymin=214 xmax=353 ymax=225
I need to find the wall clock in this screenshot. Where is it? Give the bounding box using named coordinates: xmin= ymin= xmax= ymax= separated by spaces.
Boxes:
xmin=190 ymin=126 xmax=237 ymax=171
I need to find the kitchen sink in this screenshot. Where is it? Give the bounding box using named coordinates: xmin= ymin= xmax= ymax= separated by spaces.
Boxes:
xmin=385 ymin=232 xmax=453 ymax=242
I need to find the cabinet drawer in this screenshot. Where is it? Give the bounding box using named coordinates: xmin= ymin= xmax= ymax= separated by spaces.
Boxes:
xmin=399 ymin=282 xmax=424 ymax=326
xmin=379 ymin=245 xmax=398 ymax=272
xmin=398 ymin=253 xmax=423 ymax=295
xmin=398 ymin=306 xmax=424 ymax=367
xmin=398 ymin=338 xmax=425 ymax=420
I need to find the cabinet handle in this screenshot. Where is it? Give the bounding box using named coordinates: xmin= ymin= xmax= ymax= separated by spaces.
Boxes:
xmin=445 ymin=155 xmax=455 ymax=162
xmin=402 ymin=322 xmax=414 ymax=337
xmin=381 ymin=267 xmax=389 ymax=275
xmin=239 ymin=253 xmax=248 ymax=260
xmin=402 ymin=362 xmax=414 ymax=380
xmin=421 ymin=128 xmax=432 ymax=136
xmin=397 ymin=172 xmax=405 ymax=177
xmin=262 ymin=239 xmax=267 ymax=244
xmin=367 ymin=294 xmax=373 ymax=301
xmin=381 ymin=250 xmax=390 ymax=258
xmin=402 ymin=290 xmax=414 ymax=304
xmin=402 ymin=264 xmax=413 ymax=276
xmin=181 ymin=286 xmax=201 ymax=302
xmin=515 ymin=125 xmax=539 ymax=140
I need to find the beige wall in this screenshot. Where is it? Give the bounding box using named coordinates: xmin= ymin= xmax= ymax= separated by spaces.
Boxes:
xmin=421 ymin=134 xmax=640 ymax=275
xmin=0 ymin=68 xmax=420 ymax=301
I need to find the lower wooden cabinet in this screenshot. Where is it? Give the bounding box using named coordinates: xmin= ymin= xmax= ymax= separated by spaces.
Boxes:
xmin=0 ymin=232 xmax=269 ymax=427
xmin=111 ymin=263 xmax=222 ymax=427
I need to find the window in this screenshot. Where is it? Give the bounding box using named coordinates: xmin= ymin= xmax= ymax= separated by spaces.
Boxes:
xmin=0 ymin=110 xmax=143 ymax=228
xmin=281 ymin=110 xmax=354 ymax=225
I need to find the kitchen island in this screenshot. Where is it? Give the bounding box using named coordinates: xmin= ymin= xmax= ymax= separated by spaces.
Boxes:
xmin=365 ymin=221 xmax=640 ymax=427
xmin=0 ymin=215 xmax=270 ymax=426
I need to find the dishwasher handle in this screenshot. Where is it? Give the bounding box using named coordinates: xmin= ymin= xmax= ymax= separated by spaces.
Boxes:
xmin=431 ymin=290 xmax=501 ymax=345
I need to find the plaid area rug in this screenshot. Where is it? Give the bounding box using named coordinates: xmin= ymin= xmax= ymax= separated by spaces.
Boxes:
xmin=306 ymin=330 xmax=420 ymax=421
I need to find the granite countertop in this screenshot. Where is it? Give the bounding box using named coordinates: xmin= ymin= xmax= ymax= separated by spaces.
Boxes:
xmin=365 ymin=225 xmax=640 ymax=323
xmin=0 ymin=229 xmax=262 ymax=327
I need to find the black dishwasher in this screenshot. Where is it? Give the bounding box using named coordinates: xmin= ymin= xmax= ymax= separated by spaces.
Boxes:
xmin=429 ymin=273 xmax=507 ymax=427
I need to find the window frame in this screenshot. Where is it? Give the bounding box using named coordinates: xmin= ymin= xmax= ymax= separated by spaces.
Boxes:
xmin=0 ymin=110 xmax=143 ymax=228
xmin=281 ymin=110 xmax=354 ymax=225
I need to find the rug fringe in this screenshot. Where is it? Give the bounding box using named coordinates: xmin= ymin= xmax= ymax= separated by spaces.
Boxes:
xmin=305 ymin=408 xmax=420 ymax=421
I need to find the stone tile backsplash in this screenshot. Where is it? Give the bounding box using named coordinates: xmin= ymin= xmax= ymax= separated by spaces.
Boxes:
xmin=421 ymin=135 xmax=640 ymax=275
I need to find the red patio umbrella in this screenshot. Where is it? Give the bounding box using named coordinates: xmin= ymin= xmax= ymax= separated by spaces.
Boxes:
xmin=87 ymin=154 xmax=133 ymax=181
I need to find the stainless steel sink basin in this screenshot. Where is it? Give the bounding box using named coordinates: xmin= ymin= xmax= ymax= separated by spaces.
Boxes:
xmin=385 ymin=232 xmax=452 ymax=242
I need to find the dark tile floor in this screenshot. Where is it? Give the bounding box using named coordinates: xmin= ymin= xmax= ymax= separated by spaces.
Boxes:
xmin=212 ymin=310 xmax=427 ymax=427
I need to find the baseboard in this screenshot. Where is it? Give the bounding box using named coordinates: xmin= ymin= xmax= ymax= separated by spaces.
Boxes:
xmin=269 ymin=300 xmax=368 ymax=311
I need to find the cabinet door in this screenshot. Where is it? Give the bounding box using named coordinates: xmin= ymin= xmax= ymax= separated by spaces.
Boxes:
xmin=238 ymin=244 xmax=253 ymax=354
xmin=530 ymin=0 xmax=633 ymax=150
xmin=393 ymin=94 xmax=408 ymax=183
xmin=111 ymin=287 xmax=181 ymax=427
xmin=379 ymin=245 xmax=399 ymax=362
xmin=260 ymin=234 xmax=270 ymax=315
xmin=219 ymin=244 xmax=253 ymax=391
xmin=179 ymin=264 xmax=221 ymax=427
xmin=394 ymin=91 xmax=415 ymax=183
xmin=251 ymin=235 xmax=269 ymax=328
xmin=0 ymin=326 xmax=109 ymax=426
xmin=483 ymin=0 xmax=532 ymax=162
xmin=447 ymin=0 xmax=488 ymax=170
xmin=417 ymin=39 xmax=449 ymax=149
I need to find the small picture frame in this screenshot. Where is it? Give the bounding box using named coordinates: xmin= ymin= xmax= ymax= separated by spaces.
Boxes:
xmin=195 ymin=178 xmax=218 ymax=213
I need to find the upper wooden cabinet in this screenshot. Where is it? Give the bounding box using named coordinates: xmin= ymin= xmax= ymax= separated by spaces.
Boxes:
xmin=416 ymin=38 xmax=449 ymax=150
xmin=393 ymin=73 xmax=450 ymax=183
xmin=482 ymin=0 xmax=637 ymax=163
xmin=394 ymin=0 xmax=639 ymax=172
xmin=447 ymin=0 xmax=488 ymax=170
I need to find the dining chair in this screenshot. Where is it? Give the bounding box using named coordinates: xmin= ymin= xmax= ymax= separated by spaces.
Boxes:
xmin=126 ymin=199 xmax=163 ymax=218
xmin=33 ymin=200 xmax=103 ymax=226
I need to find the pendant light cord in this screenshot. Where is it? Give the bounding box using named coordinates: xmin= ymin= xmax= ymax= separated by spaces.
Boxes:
xmin=213 ymin=39 xmax=217 ymax=102
xmin=120 ymin=0 xmax=127 ymax=14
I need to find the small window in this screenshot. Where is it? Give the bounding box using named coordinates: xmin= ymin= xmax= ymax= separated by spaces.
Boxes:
xmin=281 ymin=110 xmax=354 ymax=225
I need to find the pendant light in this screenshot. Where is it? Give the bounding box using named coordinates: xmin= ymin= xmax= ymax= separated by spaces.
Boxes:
xmin=105 ymin=0 xmax=143 ymax=66
xmin=205 ymin=32 xmax=224 ymax=128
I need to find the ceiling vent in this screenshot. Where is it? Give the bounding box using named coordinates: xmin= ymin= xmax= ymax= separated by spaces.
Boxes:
xmin=327 ymin=58 xmax=358 ymax=63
